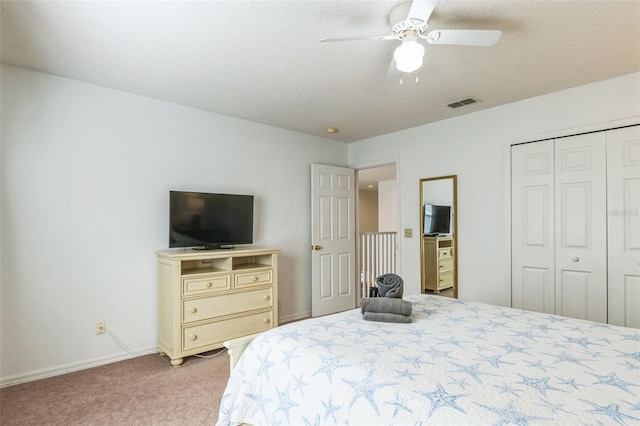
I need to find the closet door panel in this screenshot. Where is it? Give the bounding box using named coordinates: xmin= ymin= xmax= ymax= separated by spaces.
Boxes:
xmin=522 ymin=267 xmax=552 ymax=313
xmin=607 ymin=125 xmax=640 ymax=328
xmin=623 ymin=179 xmax=640 ymax=249
xmin=558 ymin=270 xmax=592 ymax=320
xmin=554 ymin=133 xmax=607 ymax=323
xmin=511 ymin=141 xmax=555 ymax=313
xmin=560 ymin=183 xmax=591 ymax=248
xmin=624 ymin=276 xmax=640 ymax=329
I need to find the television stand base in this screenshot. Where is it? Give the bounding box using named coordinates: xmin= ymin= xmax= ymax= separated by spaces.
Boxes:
xmin=193 ymin=245 xmax=236 ymax=251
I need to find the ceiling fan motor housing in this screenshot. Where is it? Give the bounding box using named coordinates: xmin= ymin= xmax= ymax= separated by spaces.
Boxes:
xmin=390 ymin=2 xmax=429 ymax=38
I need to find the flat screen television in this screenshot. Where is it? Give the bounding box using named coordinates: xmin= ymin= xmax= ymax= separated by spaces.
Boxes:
xmin=169 ymin=191 xmax=254 ymax=249
xmin=423 ymin=204 xmax=451 ymax=236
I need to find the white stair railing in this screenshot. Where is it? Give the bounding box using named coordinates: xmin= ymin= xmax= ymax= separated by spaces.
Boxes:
xmin=360 ymin=232 xmax=397 ymax=298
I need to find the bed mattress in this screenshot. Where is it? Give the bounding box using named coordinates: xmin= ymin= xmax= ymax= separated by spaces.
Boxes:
xmin=217 ymin=294 xmax=640 ymax=425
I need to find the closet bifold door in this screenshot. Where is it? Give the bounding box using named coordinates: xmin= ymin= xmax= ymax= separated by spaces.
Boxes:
xmin=607 ymin=126 xmax=640 ymax=328
xmin=511 ymin=140 xmax=555 ymax=314
xmin=554 ymin=132 xmax=607 ymax=323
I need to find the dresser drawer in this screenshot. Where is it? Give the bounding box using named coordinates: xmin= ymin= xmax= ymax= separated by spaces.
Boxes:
xmin=183 ymin=288 xmax=273 ymax=323
xmin=438 ymin=271 xmax=454 ymax=288
xmin=182 ymin=310 xmax=273 ymax=351
xmin=182 ymin=273 xmax=231 ymax=296
xmin=438 ymin=258 xmax=454 ymax=273
xmin=438 ymin=248 xmax=453 ymax=259
xmin=234 ymin=268 xmax=272 ymax=289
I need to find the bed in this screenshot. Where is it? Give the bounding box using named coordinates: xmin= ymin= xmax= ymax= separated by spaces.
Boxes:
xmin=217 ymin=294 xmax=640 ymax=425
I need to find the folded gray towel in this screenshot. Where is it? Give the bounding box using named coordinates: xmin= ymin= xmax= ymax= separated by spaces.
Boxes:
xmin=363 ymin=311 xmax=412 ymax=323
xmin=361 ymin=297 xmax=412 ymax=316
xmin=376 ymin=273 xmax=403 ymax=298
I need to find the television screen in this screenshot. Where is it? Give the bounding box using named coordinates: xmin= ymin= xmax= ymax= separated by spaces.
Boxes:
xmin=423 ymin=204 xmax=451 ymax=236
xmin=169 ymin=191 xmax=254 ymax=249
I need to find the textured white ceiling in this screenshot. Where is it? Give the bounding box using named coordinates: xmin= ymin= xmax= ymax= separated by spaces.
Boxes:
xmin=2 ymin=1 xmax=639 ymax=143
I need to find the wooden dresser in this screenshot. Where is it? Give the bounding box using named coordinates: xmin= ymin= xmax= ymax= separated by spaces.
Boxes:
xmin=156 ymin=247 xmax=279 ymax=366
xmin=422 ymin=236 xmax=454 ymax=293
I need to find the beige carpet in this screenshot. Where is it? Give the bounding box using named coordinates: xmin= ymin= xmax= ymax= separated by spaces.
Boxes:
xmin=0 ymin=349 xmax=229 ymax=425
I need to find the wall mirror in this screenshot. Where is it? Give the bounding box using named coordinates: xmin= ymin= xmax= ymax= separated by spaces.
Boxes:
xmin=419 ymin=175 xmax=458 ymax=299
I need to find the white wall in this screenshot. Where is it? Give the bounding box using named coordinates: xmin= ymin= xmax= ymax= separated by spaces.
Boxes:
xmin=422 ymin=179 xmax=453 ymax=206
xmin=377 ymin=179 xmax=397 ymax=232
xmin=349 ymin=72 xmax=640 ymax=306
xmin=358 ymin=190 xmax=378 ymax=233
xmin=0 ymin=65 xmax=347 ymax=385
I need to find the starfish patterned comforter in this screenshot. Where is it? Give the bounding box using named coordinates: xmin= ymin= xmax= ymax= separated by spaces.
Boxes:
xmin=217 ymin=295 xmax=640 ymax=425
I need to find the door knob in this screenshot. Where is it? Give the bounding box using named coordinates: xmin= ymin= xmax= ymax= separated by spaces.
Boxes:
xmin=312 ymin=245 xmax=322 ymax=251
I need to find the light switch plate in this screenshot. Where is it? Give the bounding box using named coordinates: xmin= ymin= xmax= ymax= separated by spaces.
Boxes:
xmin=404 ymin=228 xmax=413 ymax=238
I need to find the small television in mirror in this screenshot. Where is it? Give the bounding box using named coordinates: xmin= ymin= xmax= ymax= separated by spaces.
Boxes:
xmin=423 ymin=204 xmax=451 ymax=236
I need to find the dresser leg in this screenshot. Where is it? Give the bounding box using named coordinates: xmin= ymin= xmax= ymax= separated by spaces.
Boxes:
xmin=170 ymin=358 xmax=184 ymax=367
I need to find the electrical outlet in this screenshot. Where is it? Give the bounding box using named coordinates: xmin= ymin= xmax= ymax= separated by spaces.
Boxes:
xmin=404 ymin=228 xmax=413 ymax=238
xmin=96 ymin=321 xmax=106 ymax=335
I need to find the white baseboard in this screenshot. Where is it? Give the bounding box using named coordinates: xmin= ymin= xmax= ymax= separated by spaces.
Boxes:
xmin=2 ymin=313 xmax=314 ymax=388
xmin=0 ymin=345 xmax=158 ymax=388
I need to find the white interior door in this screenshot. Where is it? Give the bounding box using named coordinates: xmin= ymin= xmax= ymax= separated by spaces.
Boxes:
xmin=554 ymin=132 xmax=607 ymax=322
xmin=511 ymin=140 xmax=555 ymax=313
xmin=607 ymin=126 xmax=640 ymax=327
xmin=311 ymin=164 xmax=356 ymax=317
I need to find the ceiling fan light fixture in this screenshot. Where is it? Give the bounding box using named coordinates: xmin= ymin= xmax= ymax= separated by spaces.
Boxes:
xmin=394 ymin=38 xmax=424 ymax=73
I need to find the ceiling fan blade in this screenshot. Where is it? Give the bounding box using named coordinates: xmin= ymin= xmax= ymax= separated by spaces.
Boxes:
xmin=407 ymin=0 xmax=438 ymax=22
xmin=320 ymin=35 xmax=398 ymax=43
xmin=425 ymin=29 xmax=502 ymax=46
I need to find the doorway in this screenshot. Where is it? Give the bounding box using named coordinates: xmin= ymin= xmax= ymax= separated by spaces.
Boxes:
xmin=356 ymin=164 xmax=398 ymax=299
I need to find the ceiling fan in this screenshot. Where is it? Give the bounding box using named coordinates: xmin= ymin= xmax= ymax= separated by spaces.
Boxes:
xmin=321 ymin=0 xmax=501 ymax=74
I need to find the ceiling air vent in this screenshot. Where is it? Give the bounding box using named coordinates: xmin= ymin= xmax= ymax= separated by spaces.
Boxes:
xmin=447 ymin=97 xmax=480 ymax=109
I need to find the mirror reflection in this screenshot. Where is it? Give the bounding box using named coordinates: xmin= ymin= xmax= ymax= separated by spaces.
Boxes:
xmin=420 ymin=175 xmax=458 ymax=298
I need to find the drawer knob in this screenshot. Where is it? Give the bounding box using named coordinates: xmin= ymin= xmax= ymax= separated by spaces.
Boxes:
xmin=572 ymin=257 xmax=580 ymax=262
xmin=207 ymin=282 xmax=213 ymax=288
xmin=263 ymin=318 xmax=270 ymax=324
xmin=263 ymin=295 xmax=270 ymax=300
xmin=439 ymin=265 xmax=444 ymax=268
xmin=190 ymin=307 xmax=197 ymax=313
xmin=252 ymin=276 xmax=259 ymax=281
xmin=190 ymin=334 xmax=198 ymax=340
